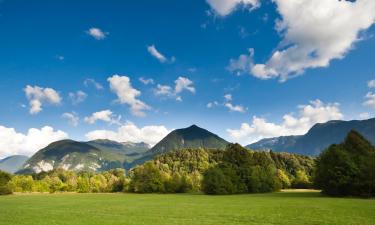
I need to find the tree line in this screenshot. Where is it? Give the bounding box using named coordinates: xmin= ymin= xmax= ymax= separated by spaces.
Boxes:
xmin=0 ymin=144 xmax=314 ymax=195
xmin=3 ymin=131 xmax=373 ymax=197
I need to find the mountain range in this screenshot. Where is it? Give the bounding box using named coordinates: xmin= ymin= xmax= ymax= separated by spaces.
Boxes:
xmin=247 ymin=118 xmax=375 ymax=155
xmin=16 ymin=125 xmax=227 ymax=174
xmin=0 ymin=155 xmax=29 ymax=173
xmin=3 ymin=118 xmax=375 ymax=174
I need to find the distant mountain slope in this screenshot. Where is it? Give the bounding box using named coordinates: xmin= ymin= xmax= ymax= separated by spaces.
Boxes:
xmin=18 ymin=139 xmax=149 ymax=174
xmin=247 ymin=118 xmax=375 ymax=156
xmin=0 ymin=155 xmax=29 ymax=173
xmin=149 ymin=125 xmax=229 ymax=155
xmin=87 ymin=139 xmax=150 ymax=156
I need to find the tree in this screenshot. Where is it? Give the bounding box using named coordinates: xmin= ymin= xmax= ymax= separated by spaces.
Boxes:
xmin=202 ymin=166 xmax=237 ymax=195
xmin=292 ymin=170 xmax=312 ymax=189
xmin=0 ymin=170 xmax=12 ymax=195
xmin=129 ymin=162 xmax=166 ymax=193
xmin=315 ymin=130 xmax=375 ymax=197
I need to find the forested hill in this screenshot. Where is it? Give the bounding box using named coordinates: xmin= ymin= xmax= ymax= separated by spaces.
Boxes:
xmin=247 ymin=118 xmax=375 ymax=156
xmin=149 ymin=125 xmax=229 ymax=155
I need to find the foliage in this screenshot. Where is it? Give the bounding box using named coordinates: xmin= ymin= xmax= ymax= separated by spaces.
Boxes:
xmin=315 ymin=130 xmax=375 ymax=197
xmin=5 ymin=146 xmax=315 ymax=194
xmin=202 ymin=144 xmax=282 ymax=194
xmin=0 ymin=170 xmax=12 ymax=195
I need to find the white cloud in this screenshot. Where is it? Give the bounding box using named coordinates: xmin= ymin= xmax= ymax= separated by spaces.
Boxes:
xmin=206 ymin=0 xmax=260 ymax=17
xmin=154 ymin=77 xmax=195 ymax=101
xmin=139 ymin=77 xmax=154 ymax=85
xmin=175 ymin=77 xmax=195 ymax=94
xmin=155 ymin=84 xmax=173 ymax=96
xmin=368 ymin=80 xmax=375 ymax=88
xmin=359 ymin=112 xmax=370 ymax=120
xmin=207 ymin=101 xmax=219 ymax=108
xmin=207 ymin=94 xmax=245 ymax=113
xmin=86 ymin=27 xmax=108 ymax=40
xmin=84 ymin=78 xmax=104 ymax=90
xmin=84 ymin=110 xmax=120 ymax=125
xmin=108 ymin=75 xmax=150 ymax=117
xmin=230 ymin=0 xmax=375 ymax=81
xmin=24 ymin=85 xmax=62 ymax=114
xmin=224 ymin=94 xmax=232 ymax=101
xmin=62 ymin=112 xmax=79 ymax=127
xmin=69 ymin=90 xmax=87 ymax=105
xmin=85 ymin=122 xmax=169 ymax=146
xmin=147 ymin=45 xmax=175 ymax=63
xmin=227 ymin=100 xmax=344 ymax=144
xmin=224 ymin=102 xmax=246 ymax=113
xmin=363 ymin=92 xmax=375 ymax=108
xmin=0 ymin=125 xmax=68 ymax=158
xmin=227 ymin=48 xmax=254 ymax=76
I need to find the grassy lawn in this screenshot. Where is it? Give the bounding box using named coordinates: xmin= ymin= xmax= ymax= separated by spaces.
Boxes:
xmin=0 ymin=191 xmax=374 ymax=225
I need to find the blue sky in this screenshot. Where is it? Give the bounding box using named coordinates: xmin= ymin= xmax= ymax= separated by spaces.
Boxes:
xmin=1 ymin=0 xmax=375 ymax=158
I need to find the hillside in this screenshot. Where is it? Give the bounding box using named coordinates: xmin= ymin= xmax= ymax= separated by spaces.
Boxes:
xmin=0 ymin=155 xmax=29 ymax=173
xmin=18 ymin=139 xmax=149 ymax=174
xmin=247 ymin=118 xmax=375 ymax=155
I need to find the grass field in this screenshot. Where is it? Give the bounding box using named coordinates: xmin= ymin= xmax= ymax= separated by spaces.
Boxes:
xmin=0 ymin=191 xmax=374 ymax=225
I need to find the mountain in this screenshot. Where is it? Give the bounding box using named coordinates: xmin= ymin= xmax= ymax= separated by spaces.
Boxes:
xmin=87 ymin=139 xmax=150 ymax=156
xmin=149 ymin=124 xmax=229 ymax=155
xmin=0 ymin=155 xmax=29 ymax=173
xmin=247 ymin=118 xmax=375 ymax=156
xmin=126 ymin=125 xmax=230 ymax=169
xmin=18 ymin=139 xmax=149 ymax=174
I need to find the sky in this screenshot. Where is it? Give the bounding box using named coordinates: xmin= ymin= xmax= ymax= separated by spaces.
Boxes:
xmin=1 ymin=0 xmax=375 ymax=158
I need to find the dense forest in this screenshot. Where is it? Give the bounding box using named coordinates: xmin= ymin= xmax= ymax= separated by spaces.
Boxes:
xmin=0 ymin=144 xmax=314 ymax=194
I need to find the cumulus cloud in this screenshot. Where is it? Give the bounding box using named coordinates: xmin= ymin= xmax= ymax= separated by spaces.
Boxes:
xmin=139 ymin=77 xmax=154 ymax=85
xmin=227 ymin=100 xmax=344 ymax=144
xmin=154 ymin=77 xmax=195 ymax=101
xmin=147 ymin=45 xmax=175 ymax=63
xmin=24 ymin=85 xmax=62 ymax=114
xmin=85 ymin=122 xmax=170 ymax=146
xmin=84 ymin=110 xmax=121 ymax=125
xmin=175 ymin=77 xmax=195 ymax=94
xmin=69 ymin=90 xmax=87 ymax=105
xmin=62 ymin=112 xmax=79 ymax=127
xmin=207 ymin=94 xmax=246 ymax=113
xmin=86 ymin=27 xmax=108 ymax=40
xmin=0 ymin=125 xmax=68 ymax=158
xmin=206 ymin=0 xmax=260 ymax=17
xmin=108 ymin=75 xmax=150 ymax=117
xmin=155 ymin=84 xmax=174 ymax=96
xmin=224 ymin=102 xmax=246 ymax=113
xmin=229 ymin=0 xmax=375 ymax=81
xmin=363 ymin=92 xmax=375 ymax=108
xmin=84 ymin=78 xmax=104 ymax=90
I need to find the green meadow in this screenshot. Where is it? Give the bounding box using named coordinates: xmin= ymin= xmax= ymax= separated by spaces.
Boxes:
xmin=0 ymin=191 xmax=374 ymax=225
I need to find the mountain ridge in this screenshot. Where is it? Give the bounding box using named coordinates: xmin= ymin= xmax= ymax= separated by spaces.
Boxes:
xmin=247 ymin=118 xmax=375 ymax=155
